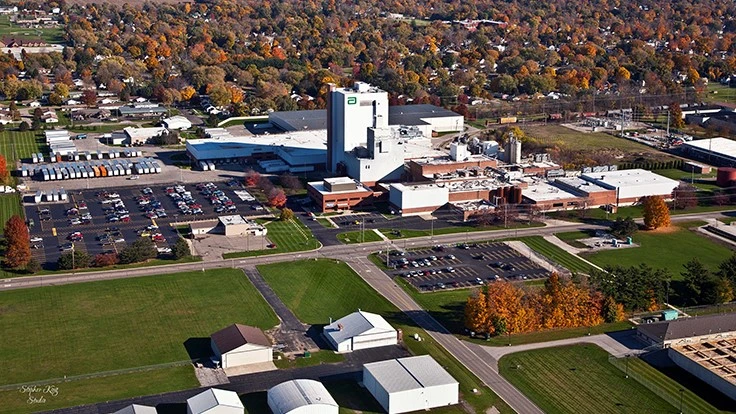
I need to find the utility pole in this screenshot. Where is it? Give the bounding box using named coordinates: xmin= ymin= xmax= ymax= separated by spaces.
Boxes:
xmin=667 ymin=111 xmax=671 ymax=137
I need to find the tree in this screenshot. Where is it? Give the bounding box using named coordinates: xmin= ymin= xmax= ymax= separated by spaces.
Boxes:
xmin=18 ymin=121 xmax=29 ymax=132
xmin=672 ymin=184 xmax=698 ymax=210
xmin=464 ymin=289 xmax=489 ymax=333
xmin=717 ymin=254 xmax=736 ymax=286
xmin=279 ymin=173 xmax=303 ymax=191
xmin=268 ymin=189 xmax=287 ymax=208
xmin=0 ymin=154 xmax=9 ymax=185
xmin=590 ymin=265 xmax=669 ymax=311
xmin=57 ymin=250 xmax=90 ymax=270
xmin=670 ymin=103 xmax=685 ymax=129
xmin=244 ymin=169 xmax=260 ymax=187
xmin=280 ymin=207 xmax=294 ymax=221
xmin=3 ymin=215 xmax=30 ymax=269
xmin=601 ymin=296 xmax=626 ymax=323
xmin=682 ymin=258 xmax=710 ymax=305
xmin=48 ymin=92 xmax=63 ymax=106
xmin=610 ymin=216 xmax=638 ymax=239
xmin=172 ymin=237 xmax=190 ymax=259
xmin=92 ymin=252 xmax=119 ymax=267
xmin=81 ymin=90 xmax=97 ymax=107
xmin=642 ymin=196 xmax=670 ymax=229
xmin=119 ymin=238 xmax=157 ymax=264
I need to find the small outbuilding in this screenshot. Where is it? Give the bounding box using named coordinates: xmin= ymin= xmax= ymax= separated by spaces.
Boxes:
xmin=112 ymin=404 xmax=157 ymax=414
xmin=162 ymin=115 xmax=193 ymax=130
xmin=211 ymin=323 xmax=272 ymax=368
xmin=186 ymin=388 xmax=244 ymax=414
xmin=323 ymin=310 xmax=398 ymax=352
xmin=267 ymin=379 xmax=339 ymax=414
xmin=363 ymin=355 xmax=459 ymax=414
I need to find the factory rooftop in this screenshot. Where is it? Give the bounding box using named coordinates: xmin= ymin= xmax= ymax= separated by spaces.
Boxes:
xmin=580 ymin=169 xmax=678 ymax=190
xmin=672 ymin=339 xmax=736 ymax=387
xmin=522 ymin=180 xmax=579 ymax=202
xmin=363 ymin=355 xmax=458 ymax=393
xmin=266 ymin=104 xmax=461 ymax=132
xmin=555 ymin=176 xmax=612 ymax=193
xmin=307 ymin=179 xmax=372 ymax=195
xmin=684 ymin=137 xmax=736 ymax=159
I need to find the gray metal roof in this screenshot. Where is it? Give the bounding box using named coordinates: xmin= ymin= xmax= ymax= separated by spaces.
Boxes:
xmin=363 ymin=355 xmax=458 ymax=393
xmin=324 ymin=310 xmax=395 ymax=345
xmin=637 ymin=313 xmax=736 ymax=343
xmin=112 ymin=404 xmax=157 ymax=414
xmin=267 ymin=379 xmax=338 ymax=414
xmin=267 ymin=104 xmax=460 ymax=132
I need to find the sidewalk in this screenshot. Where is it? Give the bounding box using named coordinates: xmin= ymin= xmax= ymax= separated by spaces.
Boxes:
xmin=542 ymin=234 xmax=604 ymax=271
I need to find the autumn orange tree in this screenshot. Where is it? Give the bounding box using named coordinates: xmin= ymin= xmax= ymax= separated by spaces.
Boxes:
xmin=0 ymin=154 xmax=9 ymax=185
xmin=464 ymin=273 xmax=622 ymax=336
xmin=268 ymin=189 xmax=287 ymax=208
xmin=244 ymin=169 xmax=260 ymax=187
xmin=3 ymin=215 xmax=30 ymax=269
xmin=642 ymin=195 xmax=670 ymax=229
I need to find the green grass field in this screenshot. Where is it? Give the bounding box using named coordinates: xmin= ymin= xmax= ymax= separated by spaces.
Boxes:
xmin=522 ymin=125 xmax=661 ymax=153
xmin=499 ymin=344 xmax=675 ymax=414
xmin=337 ymin=222 xmax=545 ymax=244
xmin=0 ymin=193 xmax=22 ymax=233
xmin=273 ymin=351 xmax=344 ymax=369
xmin=517 ymin=236 xmax=595 ymax=274
xmin=336 ymin=229 xmax=383 ymax=244
xmin=0 ymin=130 xmax=44 ymax=165
xmin=257 ymin=259 xmax=513 ymax=414
xmin=655 ymin=168 xmax=719 ymax=192
xmin=554 ymin=230 xmax=591 ymax=249
xmin=0 ymin=365 xmax=198 ymax=414
xmin=0 ymin=269 xmax=278 ymax=386
xmin=223 ymin=218 xmax=318 ymax=258
xmin=584 ymin=223 xmax=733 ymax=277
xmin=704 ymin=82 xmax=736 ymax=104
xmin=0 ymin=15 xmax=65 ymax=43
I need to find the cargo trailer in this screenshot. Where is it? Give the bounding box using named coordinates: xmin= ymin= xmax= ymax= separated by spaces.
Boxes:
xmin=59 ymin=189 xmax=68 ymax=201
xmin=34 ymin=191 xmax=42 ymax=203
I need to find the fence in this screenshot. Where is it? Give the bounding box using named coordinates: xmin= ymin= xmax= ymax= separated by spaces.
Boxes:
xmin=608 ymin=354 xmax=719 ymax=414
xmin=0 ymin=360 xmax=192 ymax=392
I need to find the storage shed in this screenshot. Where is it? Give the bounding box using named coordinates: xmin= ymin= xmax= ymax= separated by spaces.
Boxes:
xmin=112 ymin=404 xmax=158 ymax=414
xmin=323 ymin=310 xmax=398 ymax=352
xmin=363 ymin=355 xmax=459 ymax=414
xmin=267 ymin=379 xmax=339 ymax=414
xmin=211 ymin=324 xmax=272 ymax=368
xmin=186 ymin=388 xmax=244 ymax=414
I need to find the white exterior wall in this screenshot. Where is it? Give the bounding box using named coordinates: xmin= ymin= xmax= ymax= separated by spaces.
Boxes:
xmin=617 ymin=182 xmax=679 ymax=200
xmin=389 ymin=184 xmax=449 ymax=210
xmin=424 ymin=115 xmax=464 ymax=133
xmin=329 ymin=83 xmax=388 ymax=171
xmin=212 ymin=340 xmax=272 ymax=368
xmin=187 ymin=403 xmax=243 ymax=414
xmin=363 ymin=368 xmax=390 ymax=413
xmin=266 ymin=398 xmax=338 ymax=414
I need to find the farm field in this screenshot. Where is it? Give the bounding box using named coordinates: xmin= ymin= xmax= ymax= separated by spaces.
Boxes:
xmin=584 ymin=222 xmax=734 ymax=277
xmin=0 ymin=269 xmax=278 ymax=387
xmin=257 ymin=258 xmax=513 ymax=414
xmin=499 ymin=344 xmax=675 ymax=414
xmin=223 ymin=218 xmax=319 ymax=258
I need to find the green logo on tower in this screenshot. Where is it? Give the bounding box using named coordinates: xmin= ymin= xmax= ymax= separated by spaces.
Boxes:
xmin=347 ymin=97 xmax=357 ymax=105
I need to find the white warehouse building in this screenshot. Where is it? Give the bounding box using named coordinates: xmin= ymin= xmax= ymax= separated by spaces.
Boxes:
xmin=112 ymin=404 xmax=157 ymax=414
xmin=579 ymin=168 xmax=679 ymax=205
xmin=389 ymin=183 xmax=450 ymax=216
xmin=363 ymin=355 xmax=459 ymax=414
xmin=267 ymin=379 xmax=339 ymax=414
xmin=186 ymin=388 xmax=244 ymax=414
xmin=323 ymin=310 xmax=398 ymax=352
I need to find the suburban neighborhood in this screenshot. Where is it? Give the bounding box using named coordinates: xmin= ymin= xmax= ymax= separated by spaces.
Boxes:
xmin=1 ymin=0 xmax=736 ymax=414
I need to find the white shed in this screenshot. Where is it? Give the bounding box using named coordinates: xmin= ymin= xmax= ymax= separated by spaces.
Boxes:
xmin=323 ymin=310 xmax=398 ymax=352
xmin=362 ymin=355 xmax=459 ymax=414
xmin=112 ymin=404 xmax=158 ymax=414
xmin=211 ymin=324 xmax=272 ymax=368
xmin=267 ymin=379 xmax=339 ymax=414
xmin=162 ymin=115 xmax=193 ymax=130
xmin=186 ymin=388 xmax=244 ymax=414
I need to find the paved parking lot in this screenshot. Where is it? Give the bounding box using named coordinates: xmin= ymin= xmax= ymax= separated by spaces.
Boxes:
xmin=24 ymin=180 xmax=268 ymax=269
xmin=384 ymin=242 xmax=549 ymax=291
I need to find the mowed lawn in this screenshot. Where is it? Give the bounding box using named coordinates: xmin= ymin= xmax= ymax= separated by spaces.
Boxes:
xmin=0 ymin=269 xmax=278 ymax=385
xmin=0 ymin=366 xmax=198 ymax=414
xmin=257 ymin=259 xmax=398 ymax=324
xmin=584 ymin=224 xmax=734 ymax=277
xmin=517 ymin=236 xmax=595 ymax=274
xmin=257 ymin=259 xmax=514 ymax=414
xmin=0 ymin=130 xmax=44 ymax=165
xmin=499 ymin=344 xmax=675 ymax=414
xmin=223 ymin=218 xmax=318 ymax=258
xmin=0 ymin=193 xmax=22 ymax=233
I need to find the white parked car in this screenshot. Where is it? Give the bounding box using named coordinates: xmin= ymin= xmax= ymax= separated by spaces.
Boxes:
xmin=30 ymin=237 xmax=43 ymax=243
xmin=128 ymin=175 xmax=140 ymax=180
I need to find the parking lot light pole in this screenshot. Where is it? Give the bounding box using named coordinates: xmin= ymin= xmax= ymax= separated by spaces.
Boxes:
xmin=679 ymin=388 xmax=684 ymax=414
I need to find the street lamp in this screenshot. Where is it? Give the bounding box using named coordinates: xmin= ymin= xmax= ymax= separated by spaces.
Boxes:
xmin=624 ymin=354 xmax=629 ymax=378
xmin=679 ymin=388 xmax=684 ymax=414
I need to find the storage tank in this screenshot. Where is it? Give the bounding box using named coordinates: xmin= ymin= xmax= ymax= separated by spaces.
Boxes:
xmin=716 ymin=168 xmax=736 ymax=187
xmin=511 ymin=186 xmax=523 ymax=204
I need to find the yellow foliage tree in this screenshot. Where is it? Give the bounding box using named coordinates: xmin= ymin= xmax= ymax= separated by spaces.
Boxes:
xmin=180 ymin=86 xmax=196 ymax=101
xmin=464 ymin=290 xmax=489 ymax=334
xmin=642 ymin=195 xmax=670 ymax=229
